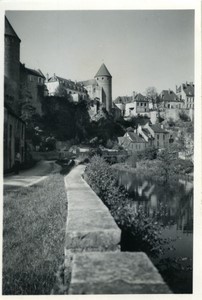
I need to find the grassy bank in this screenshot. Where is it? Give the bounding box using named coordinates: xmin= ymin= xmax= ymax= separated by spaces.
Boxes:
xmin=3 ymin=174 xmax=67 ymax=295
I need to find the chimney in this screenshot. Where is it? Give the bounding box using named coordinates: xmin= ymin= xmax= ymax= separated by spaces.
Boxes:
xmin=133 ymin=91 xmax=136 ymax=101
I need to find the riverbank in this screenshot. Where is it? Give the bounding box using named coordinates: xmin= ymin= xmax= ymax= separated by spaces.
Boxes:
xmin=112 ymin=160 xmax=193 ymax=182
xmin=84 ymin=155 xmax=193 ymax=293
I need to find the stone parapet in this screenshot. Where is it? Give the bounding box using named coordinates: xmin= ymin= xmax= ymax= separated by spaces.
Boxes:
xmin=69 ymin=252 xmax=171 ymax=294
xmin=64 ymin=165 xmax=121 ymax=252
xmin=64 ymin=164 xmax=171 ymax=294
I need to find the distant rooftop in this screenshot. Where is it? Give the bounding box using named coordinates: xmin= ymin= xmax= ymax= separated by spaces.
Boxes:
xmin=176 ymin=82 xmax=194 ymax=97
xmin=5 ymin=16 xmax=21 ymax=42
xmin=79 ymin=79 xmax=97 ymax=86
xmin=134 ymin=93 xmax=148 ymax=102
xmin=150 ymin=124 xmax=168 ymax=133
xmin=182 ymin=83 xmax=194 ymax=97
xmin=160 ymin=90 xmax=179 ymax=102
xmin=127 ymin=132 xmax=145 ymax=143
xmin=48 ymin=75 xmax=85 ymax=90
xmin=95 ymin=63 xmax=112 ymax=78
xmin=114 ymin=96 xmax=133 ymax=104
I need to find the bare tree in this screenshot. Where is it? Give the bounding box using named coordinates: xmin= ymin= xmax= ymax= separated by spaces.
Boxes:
xmin=145 ymin=86 xmax=158 ymax=101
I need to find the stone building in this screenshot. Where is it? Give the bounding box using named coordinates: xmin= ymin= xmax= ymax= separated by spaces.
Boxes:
xmin=45 ymin=74 xmax=88 ymax=102
xmin=159 ymin=90 xmax=183 ymax=109
xmin=125 ymin=93 xmax=149 ymax=117
xmin=118 ymin=131 xmax=148 ymax=154
xmin=119 ymin=123 xmax=170 ymax=153
xmin=4 ymin=16 xmax=21 ymax=109
xmin=20 ymin=63 xmax=46 ymax=115
xmin=80 ymin=63 xmax=112 ymax=113
xmin=4 ymin=104 xmax=26 ymax=172
xmin=141 ymin=123 xmax=169 ymax=149
xmin=176 ymin=82 xmax=194 ymax=109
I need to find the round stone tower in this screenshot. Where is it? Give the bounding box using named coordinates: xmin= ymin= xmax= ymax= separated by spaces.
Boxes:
xmin=94 ymin=63 xmax=112 ymax=112
xmin=4 ymin=17 xmax=21 ymax=85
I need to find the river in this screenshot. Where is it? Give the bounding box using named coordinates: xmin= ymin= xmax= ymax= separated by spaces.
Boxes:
xmin=118 ymin=170 xmax=193 ymax=293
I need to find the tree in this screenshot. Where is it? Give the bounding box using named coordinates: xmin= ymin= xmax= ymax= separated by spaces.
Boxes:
xmin=54 ymin=84 xmax=68 ymax=98
xmin=145 ymin=86 xmax=158 ymax=101
xmin=145 ymin=86 xmax=162 ymax=110
xmin=157 ymin=149 xmax=175 ymax=183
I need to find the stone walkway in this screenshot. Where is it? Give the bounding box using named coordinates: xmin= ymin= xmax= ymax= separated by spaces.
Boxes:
xmin=4 ymin=160 xmax=59 ymax=190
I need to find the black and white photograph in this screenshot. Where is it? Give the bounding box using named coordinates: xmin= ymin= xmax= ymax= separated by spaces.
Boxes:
xmin=1 ymin=0 xmax=201 ymax=296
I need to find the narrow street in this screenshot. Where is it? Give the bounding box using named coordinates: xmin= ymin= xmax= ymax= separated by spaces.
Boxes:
xmin=3 ymin=160 xmax=60 ymax=191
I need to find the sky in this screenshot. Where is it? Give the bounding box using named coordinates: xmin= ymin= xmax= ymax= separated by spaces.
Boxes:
xmin=5 ymin=10 xmax=194 ymax=99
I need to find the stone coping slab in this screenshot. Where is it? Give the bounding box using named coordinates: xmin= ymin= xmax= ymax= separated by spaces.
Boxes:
xmin=69 ymin=252 xmax=171 ymax=294
xmin=65 ymin=165 xmax=121 ymax=252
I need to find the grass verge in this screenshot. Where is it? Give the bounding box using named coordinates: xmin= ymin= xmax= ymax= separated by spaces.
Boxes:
xmin=3 ymin=173 xmax=67 ymax=295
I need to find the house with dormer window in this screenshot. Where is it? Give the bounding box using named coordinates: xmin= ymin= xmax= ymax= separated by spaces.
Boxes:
xmin=176 ymin=82 xmax=194 ymax=109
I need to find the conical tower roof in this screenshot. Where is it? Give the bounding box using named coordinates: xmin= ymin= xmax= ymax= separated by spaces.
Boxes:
xmin=5 ymin=16 xmax=21 ymax=42
xmin=95 ymin=63 xmax=112 ymax=78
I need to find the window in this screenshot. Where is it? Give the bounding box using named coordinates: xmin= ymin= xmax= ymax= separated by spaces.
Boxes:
xmin=141 ymin=103 xmax=143 ymax=106
xmin=21 ymin=125 xmax=24 ymax=138
xmin=144 ymin=103 xmax=146 ymax=106
xmin=157 ymin=141 xmax=159 ymax=147
xmin=157 ymin=134 xmax=159 ymax=140
xmin=9 ymin=125 xmax=12 ymax=139
xmin=102 ymin=77 xmax=104 ymax=80
xmin=137 ymin=103 xmax=139 ymax=106
xmin=29 ymin=75 xmax=33 ymax=82
xmin=163 ymin=135 xmax=165 ymax=140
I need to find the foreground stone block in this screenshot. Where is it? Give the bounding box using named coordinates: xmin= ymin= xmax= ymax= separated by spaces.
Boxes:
xmin=69 ymin=252 xmax=171 ymax=294
xmin=66 ymin=210 xmax=120 ymax=251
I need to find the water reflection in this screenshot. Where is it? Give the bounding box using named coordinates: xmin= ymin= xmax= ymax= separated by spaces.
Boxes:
xmin=118 ymin=170 xmax=193 ymax=293
xmin=118 ymin=171 xmax=193 ymax=235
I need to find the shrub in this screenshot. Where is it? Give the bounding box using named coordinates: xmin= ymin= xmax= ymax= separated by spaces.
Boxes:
xmin=137 ymin=146 xmax=158 ymax=160
xmin=172 ymin=159 xmax=193 ymax=174
xmin=179 ymin=110 xmax=190 ymax=122
xmin=127 ymin=153 xmax=138 ymax=167
xmin=84 ymin=155 xmax=169 ymax=256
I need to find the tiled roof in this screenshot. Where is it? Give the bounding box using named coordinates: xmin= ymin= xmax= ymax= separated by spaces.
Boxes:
xmin=114 ymin=96 xmax=133 ymax=104
xmin=142 ymin=128 xmax=151 ymax=136
xmin=26 ymin=67 xmax=45 ymax=78
xmin=127 ymin=132 xmax=145 ymax=143
xmin=79 ymin=79 xmax=97 ymax=86
xmin=95 ymin=63 xmax=112 ymax=78
xmin=182 ymin=84 xmax=194 ymax=97
xmin=5 ymin=17 xmax=21 ymax=42
xmin=134 ymin=93 xmax=148 ymax=102
xmin=161 ymin=90 xmax=179 ymax=102
xmin=150 ymin=124 xmax=168 ymax=133
xmin=49 ymin=75 xmax=85 ymax=90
